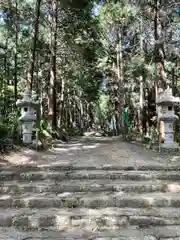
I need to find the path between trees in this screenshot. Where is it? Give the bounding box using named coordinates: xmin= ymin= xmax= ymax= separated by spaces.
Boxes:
xmin=1 ymin=137 xmax=180 ymax=239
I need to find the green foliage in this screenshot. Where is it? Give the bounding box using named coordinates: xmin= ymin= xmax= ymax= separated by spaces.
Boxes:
xmin=98 ymin=93 xmax=109 ymax=118
xmin=4 ymin=111 xmax=19 ymax=136
xmin=94 ymin=92 xmax=110 ymax=128
xmin=0 ymin=83 xmax=21 ymax=141
xmin=0 ymin=122 xmax=9 ymax=138
xmin=99 ymin=2 xmax=139 ymax=26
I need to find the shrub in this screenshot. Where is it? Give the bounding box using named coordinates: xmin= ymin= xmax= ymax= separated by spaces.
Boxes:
xmin=0 ymin=122 xmax=9 ymax=138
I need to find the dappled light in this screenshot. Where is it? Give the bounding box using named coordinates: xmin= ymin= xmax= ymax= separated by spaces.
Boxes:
xmin=51 ymin=142 xmax=102 ymax=152
xmin=166 ymin=183 xmax=180 ymax=193
xmin=170 ymin=155 xmax=180 ymax=162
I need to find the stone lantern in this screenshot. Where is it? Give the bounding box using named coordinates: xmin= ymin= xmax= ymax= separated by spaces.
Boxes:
xmin=156 ymin=87 xmax=180 ymax=149
xmin=16 ymin=88 xmax=38 ymax=144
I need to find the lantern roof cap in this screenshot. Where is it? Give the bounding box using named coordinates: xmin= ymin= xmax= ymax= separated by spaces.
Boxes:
xmin=16 ymin=87 xmax=39 ymax=107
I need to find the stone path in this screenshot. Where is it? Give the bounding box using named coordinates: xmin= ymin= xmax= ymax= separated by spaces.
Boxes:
xmin=1 ymin=136 xmax=180 ymax=239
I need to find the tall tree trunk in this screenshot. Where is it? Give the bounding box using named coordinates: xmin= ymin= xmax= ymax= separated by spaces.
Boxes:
xmin=59 ymin=76 xmax=65 ymax=127
xmin=79 ymin=99 xmax=84 ymax=135
xmin=4 ymin=36 xmax=8 ymax=85
xmin=154 ymin=0 xmax=166 ymax=89
xmin=35 ymin=52 xmax=41 ymax=147
xmin=14 ymin=0 xmax=18 ymax=100
xmin=116 ymin=26 xmax=124 ymax=130
xmin=139 ymin=16 xmax=144 ymax=135
xmin=29 ymin=0 xmax=41 ymax=90
xmin=49 ymin=0 xmax=58 ymax=130
xmin=154 ymin=0 xmax=166 ymax=143
xmin=172 ymin=67 xmax=175 ymax=96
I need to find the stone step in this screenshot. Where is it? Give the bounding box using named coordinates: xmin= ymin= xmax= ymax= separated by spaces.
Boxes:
xmin=2 ymin=170 xmax=180 ymax=182
xmin=2 ymin=192 xmax=180 ymax=208
xmin=1 ymin=225 xmax=180 ymax=239
xmin=1 ymin=180 xmax=180 ymax=194
xmin=1 ymin=207 xmax=180 ymax=229
xmin=2 ymin=163 xmax=180 ymax=173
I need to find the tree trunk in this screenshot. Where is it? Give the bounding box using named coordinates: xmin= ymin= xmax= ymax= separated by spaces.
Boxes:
xmin=116 ymin=26 xmax=124 ymax=130
xmin=154 ymin=0 xmax=166 ymax=87
xmin=139 ymin=16 xmax=144 ymax=135
xmin=154 ymin=0 xmax=166 ymax=143
xmin=14 ymin=0 xmax=18 ymax=100
xmin=29 ymin=0 xmax=41 ymax=90
xmin=59 ymin=75 xmax=65 ymax=127
xmin=49 ymin=0 xmax=58 ymax=130
xmin=4 ymin=37 xmax=8 ymax=85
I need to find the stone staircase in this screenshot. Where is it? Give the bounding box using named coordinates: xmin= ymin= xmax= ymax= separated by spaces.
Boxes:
xmin=1 ymin=142 xmax=180 ymax=239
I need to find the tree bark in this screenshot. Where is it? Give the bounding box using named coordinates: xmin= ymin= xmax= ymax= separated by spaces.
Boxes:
xmin=29 ymin=0 xmax=42 ymax=90
xmin=139 ymin=16 xmax=144 ymax=135
xmin=154 ymin=0 xmax=166 ymax=143
xmin=116 ymin=25 xmax=124 ymax=131
xmin=14 ymin=0 xmax=18 ymax=100
xmin=49 ymin=0 xmax=58 ymax=130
